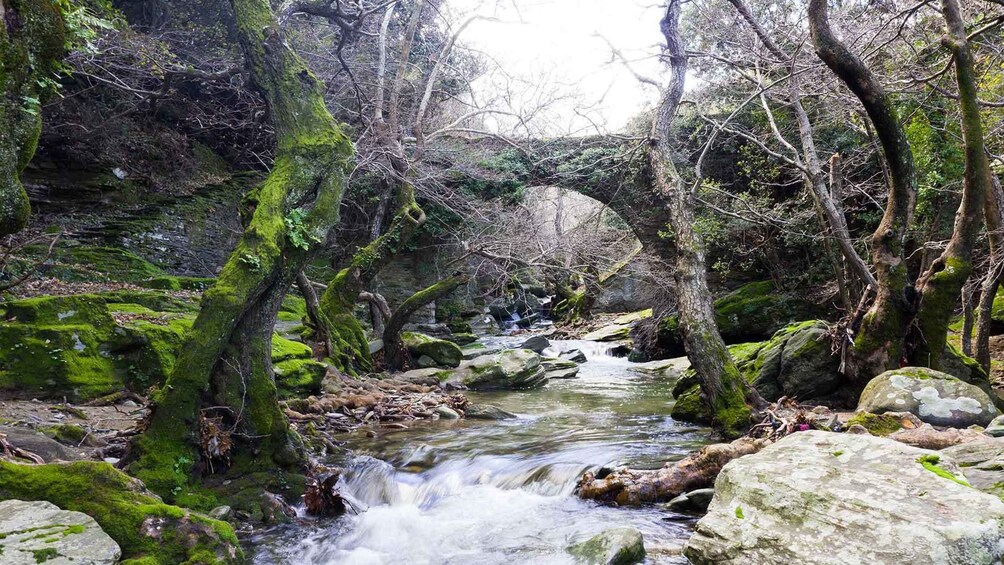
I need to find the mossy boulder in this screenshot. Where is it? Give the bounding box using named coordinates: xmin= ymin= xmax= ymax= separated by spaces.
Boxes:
xmin=273 ymin=358 xmax=327 ymax=398
xmin=401 ymin=332 xmax=462 ymax=368
xmin=653 ymin=281 xmax=828 ymax=358
xmin=445 ymin=349 xmax=548 ymax=390
xmin=0 ymin=293 xmax=326 ymax=401
xmin=0 ymin=460 xmax=241 ymax=564
xmin=671 ymin=321 xmax=844 ymax=425
xmin=857 ymin=367 xmax=1000 ymax=428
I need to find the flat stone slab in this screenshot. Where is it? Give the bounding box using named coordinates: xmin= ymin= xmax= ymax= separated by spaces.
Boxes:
xmin=0 ymin=499 xmax=121 ymax=565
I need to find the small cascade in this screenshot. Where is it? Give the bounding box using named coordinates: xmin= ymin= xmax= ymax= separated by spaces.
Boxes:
xmin=254 ymin=338 xmax=703 ymax=564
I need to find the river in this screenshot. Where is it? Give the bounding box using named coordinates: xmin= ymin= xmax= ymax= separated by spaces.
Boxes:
xmin=253 ymin=336 xmax=708 ymax=564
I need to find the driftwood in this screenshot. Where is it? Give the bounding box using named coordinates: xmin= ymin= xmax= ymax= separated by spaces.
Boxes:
xmin=576 ymin=436 xmax=770 ymax=506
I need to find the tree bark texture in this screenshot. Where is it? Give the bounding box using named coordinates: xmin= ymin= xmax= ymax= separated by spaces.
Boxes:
xmin=128 ymin=0 xmax=353 ymax=500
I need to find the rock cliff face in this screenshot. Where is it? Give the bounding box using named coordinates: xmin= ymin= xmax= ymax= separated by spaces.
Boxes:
xmin=685 ymin=431 xmax=1004 ymax=565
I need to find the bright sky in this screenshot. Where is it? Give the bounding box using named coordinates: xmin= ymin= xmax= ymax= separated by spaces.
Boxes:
xmin=451 ymin=0 xmax=667 ymax=135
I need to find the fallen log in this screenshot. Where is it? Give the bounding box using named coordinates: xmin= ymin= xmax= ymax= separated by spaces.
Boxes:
xmin=576 ymin=436 xmax=770 ymax=506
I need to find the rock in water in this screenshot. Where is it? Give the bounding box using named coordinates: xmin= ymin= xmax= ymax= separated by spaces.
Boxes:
xmin=568 ymin=527 xmax=646 ymax=565
xmin=582 ymin=324 xmax=631 ymax=342
xmin=401 ymin=332 xmax=463 ymax=368
xmin=541 ymin=357 xmax=580 ymax=379
xmin=0 ymin=499 xmax=121 ymax=564
xmin=520 ymin=335 xmax=550 ymax=353
xmin=464 ymin=404 xmax=517 ymax=420
xmin=559 ymin=348 xmax=587 ymax=363
xmin=857 ymin=367 xmax=999 ymax=427
xmin=665 ymin=488 xmax=715 ymax=514
xmin=684 ymin=430 xmax=1004 ymax=565
xmin=445 ymin=349 xmax=548 ymax=390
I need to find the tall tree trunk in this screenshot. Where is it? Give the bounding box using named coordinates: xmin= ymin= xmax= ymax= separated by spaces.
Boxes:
xmin=976 ymin=176 xmax=1004 ymax=371
xmin=128 ymin=0 xmax=353 ymax=501
xmin=0 ymin=0 xmax=66 ymax=237
xmin=809 ymin=0 xmax=918 ymax=380
xmin=654 ymin=0 xmax=760 ymax=438
xmin=909 ymin=0 xmax=992 ymax=370
xmin=383 ymin=273 xmax=467 ymax=370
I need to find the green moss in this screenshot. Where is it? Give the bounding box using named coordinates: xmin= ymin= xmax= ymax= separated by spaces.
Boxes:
xmin=0 ymin=461 xmax=241 ymax=564
xmin=734 ymin=506 xmax=744 ymax=519
xmin=401 ymin=332 xmax=463 ymax=368
xmin=917 ymin=454 xmax=971 ymax=487
xmin=273 ymin=358 xmax=326 ymax=397
xmin=270 ymin=336 xmax=312 ymax=362
xmin=32 ymin=548 xmax=58 ymax=563
xmin=40 ymin=423 xmax=86 ymax=445
xmin=845 ymin=412 xmax=903 ymax=436
xmin=671 ymin=384 xmax=712 ymax=425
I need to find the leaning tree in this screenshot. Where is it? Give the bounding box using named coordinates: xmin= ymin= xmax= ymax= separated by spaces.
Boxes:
xmin=127 ymin=0 xmax=354 ymax=501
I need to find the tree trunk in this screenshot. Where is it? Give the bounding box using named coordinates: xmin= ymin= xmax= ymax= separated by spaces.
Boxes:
xmin=977 ymin=176 xmax=1004 ymax=371
xmin=0 ymin=0 xmax=66 ymax=237
xmin=809 ymin=0 xmax=918 ymax=380
xmin=909 ymin=0 xmax=991 ymax=370
xmin=316 ymin=0 xmax=428 ymax=373
xmin=383 ymin=273 xmax=467 ymax=370
xmin=128 ymin=0 xmax=353 ymax=501
xmin=653 ymin=0 xmax=760 ymax=439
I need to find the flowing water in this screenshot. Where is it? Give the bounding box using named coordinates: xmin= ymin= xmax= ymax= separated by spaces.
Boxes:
xmin=253 ymin=336 xmax=709 ymax=564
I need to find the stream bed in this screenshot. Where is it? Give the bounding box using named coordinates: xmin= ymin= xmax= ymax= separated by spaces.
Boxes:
xmin=253 ymin=336 xmax=709 ymax=564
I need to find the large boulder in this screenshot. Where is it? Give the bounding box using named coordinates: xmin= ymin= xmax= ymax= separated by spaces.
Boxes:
xmin=651 ymin=281 xmax=828 ymax=358
xmin=671 ymin=322 xmax=841 ymax=424
xmin=685 ymin=431 xmax=1004 ymax=564
xmin=401 ymin=332 xmax=463 ymax=368
xmin=0 ymin=499 xmax=121 ymax=565
xmin=445 ymin=349 xmax=548 ymax=390
xmin=857 ymin=367 xmax=999 ymax=428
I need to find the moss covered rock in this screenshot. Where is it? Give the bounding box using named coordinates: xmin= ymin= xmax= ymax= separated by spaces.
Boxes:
xmin=273 ymin=358 xmax=327 ymax=398
xmin=0 ymin=460 xmax=241 ymax=564
xmin=0 ymin=293 xmax=327 ymax=401
xmin=654 ymin=281 xmax=828 ymax=358
xmin=401 ymin=332 xmax=462 ymax=368
xmin=857 ymin=367 xmax=1000 ymax=428
xmin=446 ymin=349 xmax=548 ymax=390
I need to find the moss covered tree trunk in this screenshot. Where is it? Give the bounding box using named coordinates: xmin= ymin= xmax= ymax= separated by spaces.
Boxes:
xmin=317 ymin=183 xmax=425 ymax=373
xmin=383 ymin=273 xmax=467 ymax=370
xmin=976 ymin=175 xmax=1004 ymax=372
xmin=653 ymin=0 xmax=760 ymax=439
xmin=909 ymin=0 xmax=991 ymax=370
xmin=316 ymin=1 xmax=428 ymax=373
xmin=0 ymin=0 xmax=67 ymax=236
xmin=128 ymin=0 xmax=353 ymax=501
xmin=809 ymin=0 xmax=918 ymax=380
